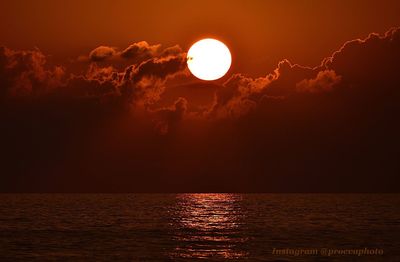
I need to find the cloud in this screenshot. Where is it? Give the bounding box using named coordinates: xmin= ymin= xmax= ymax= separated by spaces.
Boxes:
xmin=65 ymin=76 xmax=120 ymax=102
xmin=1 ymin=27 xmax=400 ymax=192
xmin=85 ymin=41 xmax=185 ymax=66
xmin=153 ymin=97 xmax=188 ymax=134
xmin=89 ymin=46 xmax=117 ymax=62
xmin=120 ymin=41 xmax=160 ymax=61
xmin=74 ymin=42 xmax=188 ymax=108
xmin=0 ymin=46 xmax=65 ymax=100
xmin=66 ymin=54 xmax=187 ymax=110
xmin=0 ymin=39 xmax=187 ymax=118
xmin=160 ymin=45 xmax=184 ymax=57
xmin=323 ymin=27 xmax=400 ymax=88
xmin=208 ymin=73 xmax=268 ymax=118
xmin=3 ymin=27 xmax=400 ymax=119
xmin=296 ymin=70 xmax=341 ymax=93
xmin=130 ymin=55 xmax=187 ymax=84
xmin=262 ymin=60 xmax=316 ymax=97
xmin=85 ymin=64 xmax=119 ymax=83
xmin=120 ymin=54 xmax=188 ymax=106
xmin=210 ymin=27 xmax=400 ymax=119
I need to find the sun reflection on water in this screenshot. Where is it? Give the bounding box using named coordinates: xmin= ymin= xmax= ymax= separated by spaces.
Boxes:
xmin=169 ymin=193 xmax=248 ymax=259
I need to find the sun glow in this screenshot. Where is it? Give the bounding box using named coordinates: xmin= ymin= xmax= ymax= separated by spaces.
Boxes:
xmin=187 ymin=38 xmax=232 ymax=81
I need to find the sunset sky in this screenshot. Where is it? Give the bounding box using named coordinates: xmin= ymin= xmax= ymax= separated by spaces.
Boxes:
xmin=1 ymin=0 xmax=400 ymax=192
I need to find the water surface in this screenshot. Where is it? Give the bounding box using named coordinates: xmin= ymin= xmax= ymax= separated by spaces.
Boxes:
xmin=0 ymin=194 xmax=399 ymax=261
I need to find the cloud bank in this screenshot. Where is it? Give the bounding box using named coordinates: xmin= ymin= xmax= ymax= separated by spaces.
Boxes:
xmin=0 ymin=28 xmax=399 ymax=192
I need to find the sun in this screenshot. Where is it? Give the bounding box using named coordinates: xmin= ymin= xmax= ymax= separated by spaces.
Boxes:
xmin=187 ymin=38 xmax=232 ymax=81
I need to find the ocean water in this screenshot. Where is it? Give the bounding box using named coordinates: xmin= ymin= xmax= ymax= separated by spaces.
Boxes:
xmin=0 ymin=194 xmax=399 ymax=261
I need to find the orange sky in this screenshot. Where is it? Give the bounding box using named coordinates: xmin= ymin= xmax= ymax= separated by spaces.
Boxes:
xmin=1 ymin=0 xmax=400 ymax=76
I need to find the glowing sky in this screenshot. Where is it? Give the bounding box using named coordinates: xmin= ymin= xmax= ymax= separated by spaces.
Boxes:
xmin=1 ymin=0 xmax=399 ymax=76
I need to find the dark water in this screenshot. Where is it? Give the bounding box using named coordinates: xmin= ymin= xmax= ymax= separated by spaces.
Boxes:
xmin=0 ymin=194 xmax=399 ymax=261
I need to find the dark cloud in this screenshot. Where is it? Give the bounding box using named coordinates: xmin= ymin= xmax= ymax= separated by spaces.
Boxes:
xmin=0 ymin=46 xmax=65 ymax=100
xmin=85 ymin=41 xmax=185 ymax=66
xmin=120 ymin=54 xmax=188 ymax=106
xmin=210 ymin=27 xmax=400 ymax=118
xmin=296 ymin=70 xmax=341 ymax=93
xmin=324 ymin=27 xmax=400 ymax=88
xmin=160 ymin=45 xmax=183 ymax=57
xmin=85 ymin=64 xmax=119 ymax=83
xmin=76 ymin=42 xmax=188 ymax=108
xmin=89 ymin=46 xmax=117 ymax=62
xmin=130 ymin=55 xmax=187 ymax=84
xmin=156 ymin=80 xmax=217 ymax=112
xmin=208 ymin=73 xmax=265 ymax=118
xmin=263 ymin=60 xmax=316 ymax=97
xmin=75 ymin=47 xmax=188 ymax=107
xmin=120 ymin=41 xmax=160 ymax=60
xmin=153 ymin=97 xmax=188 ymax=134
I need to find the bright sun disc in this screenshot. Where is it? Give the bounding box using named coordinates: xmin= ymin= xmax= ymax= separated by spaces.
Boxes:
xmin=187 ymin=38 xmax=232 ymax=81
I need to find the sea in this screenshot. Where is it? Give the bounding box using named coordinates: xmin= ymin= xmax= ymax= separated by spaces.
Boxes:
xmin=0 ymin=194 xmax=399 ymax=261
